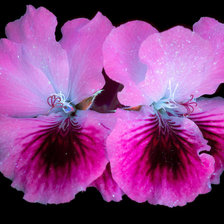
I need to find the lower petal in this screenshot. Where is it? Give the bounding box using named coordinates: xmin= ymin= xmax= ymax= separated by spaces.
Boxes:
xmin=107 ymin=107 xmax=214 ymax=207
xmin=90 ymin=163 xmax=123 ymax=202
xmin=0 ymin=111 xmax=109 ymax=204
xmin=190 ymin=97 xmax=224 ymax=184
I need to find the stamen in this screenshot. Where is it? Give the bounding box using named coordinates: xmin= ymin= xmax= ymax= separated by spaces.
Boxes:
xmin=47 ymin=92 xmax=74 ymax=114
xmin=47 ymin=95 xmax=64 ymax=111
xmin=168 ymin=80 xmax=179 ymax=100
xmin=153 ymin=80 xmax=179 ymax=112
xmin=180 ymin=95 xmax=197 ymax=117
xmin=153 ymin=80 xmax=197 ymax=117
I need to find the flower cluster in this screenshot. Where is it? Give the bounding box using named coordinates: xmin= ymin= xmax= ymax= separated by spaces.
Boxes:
xmin=0 ymin=5 xmax=224 ymax=207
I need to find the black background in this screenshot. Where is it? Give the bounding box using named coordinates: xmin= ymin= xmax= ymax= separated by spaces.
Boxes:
xmin=0 ymin=0 xmax=224 ymax=220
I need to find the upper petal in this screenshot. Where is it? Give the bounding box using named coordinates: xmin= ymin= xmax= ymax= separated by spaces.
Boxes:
xmin=103 ymin=20 xmax=158 ymax=106
xmin=107 ymin=107 xmax=214 ymax=207
xmin=0 ymin=38 xmax=54 ymax=117
xmin=5 ymin=5 xmax=70 ymax=94
xmin=139 ymin=26 xmax=224 ymax=102
xmin=60 ymin=12 xmax=113 ymax=104
xmin=6 ymin=5 xmax=57 ymax=42
xmin=193 ymin=17 xmax=224 ymax=49
xmin=193 ymin=17 xmax=224 ymax=93
xmin=189 ymin=97 xmax=224 ymax=184
xmin=0 ymin=111 xmax=110 ymax=204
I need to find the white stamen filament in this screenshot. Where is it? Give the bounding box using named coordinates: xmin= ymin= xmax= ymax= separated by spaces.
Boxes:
xmin=153 ymin=80 xmax=179 ymax=112
xmin=152 ymin=80 xmax=197 ymax=117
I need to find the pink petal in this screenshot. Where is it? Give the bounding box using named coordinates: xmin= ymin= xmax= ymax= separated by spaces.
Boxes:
xmin=139 ymin=26 xmax=224 ymax=102
xmin=103 ymin=21 xmax=158 ymax=106
xmin=193 ymin=17 xmax=224 ymax=48
xmin=107 ymin=107 xmax=214 ymax=207
xmin=193 ymin=17 xmax=224 ymax=94
xmin=0 ymin=111 xmax=110 ymax=204
xmin=5 ymin=5 xmax=70 ymax=94
xmin=0 ymin=38 xmax=54 ymax=117
xmin=60 ymin=12 xmax=113 ymax=104
xmin=189 ymin=97 xmax=224 ymax=184
xmin=90 ymin=163 xmax=123 ymax=202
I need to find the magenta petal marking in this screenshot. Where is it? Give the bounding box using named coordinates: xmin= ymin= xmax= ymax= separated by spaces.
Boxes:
xmin=190 ymin=98 xmax=224 ymax=184
xmin=107 ymin=109 xmax=214 ymax=207
xmin=19 ymin=119 xmax=84 ymax=177
xmin=0 ymin=113 xmax=108 ymax=204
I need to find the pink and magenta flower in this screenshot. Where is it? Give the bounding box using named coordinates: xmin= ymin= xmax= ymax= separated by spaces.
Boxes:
xmin=0 ymin=5 xmax=224 ymax=207
xmin=0 ymin=5 xmax=119 ymax=204
xmin=103 ymin=19 xmax=224 ymax=207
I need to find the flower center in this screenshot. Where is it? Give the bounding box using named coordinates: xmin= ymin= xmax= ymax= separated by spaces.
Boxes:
xmin=47 ymin=91 xmax=75 ymax=114
xmin=152 ymin=80 xmax=197 ymax=117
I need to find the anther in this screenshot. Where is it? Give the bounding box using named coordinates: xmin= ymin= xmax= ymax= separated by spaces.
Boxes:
xmin=47 ymin=92 xmax=74 ymax=114
xmin=180 ymin=95 xmax=197 ymax=116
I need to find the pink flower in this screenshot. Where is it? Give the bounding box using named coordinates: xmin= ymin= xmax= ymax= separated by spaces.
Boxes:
xmin=103 ymin=19 xmax=224 ymax=207
xmin=0 ymin=5 xmax=114 ymax=204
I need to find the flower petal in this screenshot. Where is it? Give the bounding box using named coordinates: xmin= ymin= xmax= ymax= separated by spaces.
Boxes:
xmin=103 ymin=21 xmax=158 ymax=106
xmin=0 ymin=38 xmax=54 ymax=117
xmin=60 ymin=12 xmax=113 ymax=103
xmin=189 ymin=97 xmax=224 ymax=184
xmin=0 ymin=111 xmax=109 ymax=204
xmin=5 ymin=5 xmax=70 ymax=94
xmin=90 ymin=163 xmax=123 ymax=202
xmin=193 ymin=17 xmax=224 ymax=92
xmin=193 ymin=17 xmax=224 ymax=48
xmin=107 ymin=107 xmax=214 ymax=207
xmin=139 ymin=26 xmax=224 ymax=102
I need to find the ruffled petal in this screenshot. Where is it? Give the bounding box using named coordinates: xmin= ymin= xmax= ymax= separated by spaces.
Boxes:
xmin=5 ymin=5 xmax=70 ymax=94
xmin=189 ymin=97 xmax=224 ymax=184
xmin=107 ymin=107 xmax=214 ymax=207
xmin=90 ymin=163 xmax=123 ymax=202
xmin=60 ymin=12 xmax=113 ymax=103
xmin=0 ymin=38 xmax=54 ymax=117
xmin=193 ymin=17 xmax=224 ymax=48
xmin=193 ymin=17 xmax=224 ymax=93
xmin=139 ymin=26 xmax=224 ymax=102
xmin=103 ymin=21 xmax=158 ymax=106
xmin=0 ymin=111 xmax=110 ymax=204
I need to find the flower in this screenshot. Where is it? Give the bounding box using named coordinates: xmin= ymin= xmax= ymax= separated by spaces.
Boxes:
xmin=0 ymin=5 xmax=114 ymax=204
xmin=103 ymin=19 xmax=224 ymax=207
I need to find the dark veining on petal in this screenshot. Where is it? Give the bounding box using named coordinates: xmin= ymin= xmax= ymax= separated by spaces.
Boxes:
xmin=191 ymin=113 xmax=224 ymax=164
xmin=128 ymin=114 xmax=200 ymax=181
xmin=17 ymin=117 xmax=97 ymax=185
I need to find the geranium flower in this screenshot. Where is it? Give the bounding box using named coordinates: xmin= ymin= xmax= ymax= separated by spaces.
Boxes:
xmin=103 ymin=19 xmax=224 ymax=207
xmin=0 ymin=5 xmax=115 ymax=204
